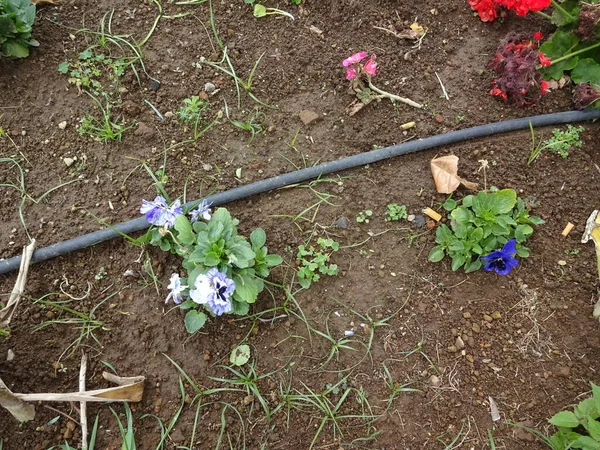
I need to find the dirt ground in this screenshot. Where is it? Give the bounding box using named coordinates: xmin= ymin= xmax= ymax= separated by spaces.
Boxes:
xmin=1 ymin=0 xmax=599 ymax=449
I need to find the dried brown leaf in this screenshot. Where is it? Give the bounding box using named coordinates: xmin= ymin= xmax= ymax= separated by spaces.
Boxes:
xmin=430 ymin=155 xmax=477 ymax=193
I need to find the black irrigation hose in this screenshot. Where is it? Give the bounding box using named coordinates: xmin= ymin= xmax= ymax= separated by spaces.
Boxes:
xmin=1 ymin=109 xmax=600 ymax=275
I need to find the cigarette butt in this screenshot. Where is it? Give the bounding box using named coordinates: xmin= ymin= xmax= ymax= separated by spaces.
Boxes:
xmin=401 ymin=121 xmax=415 ymax=130
xmin=562 ymin=222 xmax=574 ymax=237
xmin=423 ymin=207 xmax=442 ymax=222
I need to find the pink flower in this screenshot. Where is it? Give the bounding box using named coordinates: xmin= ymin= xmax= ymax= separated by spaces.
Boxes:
xmin=538 ymin=53 xmax=551 ymax=67
xmin=364 ymin=55 xmax=377 ymax=76
xmin=533 ymin=31 xmax=543 ymax=41
xmin=345 ymin=67 xmax=357 ymax=80
xmin=342 ymin=51 xmax=367 ymax=67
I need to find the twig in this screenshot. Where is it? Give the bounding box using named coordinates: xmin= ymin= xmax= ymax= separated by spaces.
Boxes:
xmin=43 ymin=405 xmax=79 ymax=425
xmin=80 ymin=353 xmax=88 ymax=450
xmin=367 ymin=80 xmax=423 ymax=108
xmin=0 ymin=239 xmax=36 ymax=327
xmin=435 ymin=72 xmax=449 ymax=100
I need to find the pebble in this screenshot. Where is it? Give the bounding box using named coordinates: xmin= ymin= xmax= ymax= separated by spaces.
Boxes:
xmin=412 ymin=215 xmax=427 ymax=228
xmin=298 ymin=109 xmax=320 ymax=126
xmin=466 ymin=354 xmax=474 ymax=363
xmin=335 ymin=216 xmax=350 ymax=229
xmin=434 ymin=115 xmax=445 ymax=124
xmin=7 ymin=349 xmax=14 ymax=361
xmin=63 ymin=157 xmax=75 ymax=167
xmin=483 ymin=314 xmax=493 ymax=322
xmin=447 ymin=345 xmax=458 ymax=353
xmin=557 ymin=366 xmax=571 ymax=377
xmin=58 ymin=121 xmax=67 ymax=130
xmin=134 ymin=121 xmax=154 ymax=136
xmin=204 ymin=82 xmax=216 ymax=93
xmin=429 ymin=375 xmax=441 ymax=387
xmin=472 ymin=323 xmax=480 ymax=333
xmin=462 ymin=312 xmax=471 ymax=319
xmin=491 ymin=311 xmax=502 ymax=320
xmin=243 ymin=395 xmax=255 ymax=405
xmin=455 ymin=336 xmax=465 ymax=350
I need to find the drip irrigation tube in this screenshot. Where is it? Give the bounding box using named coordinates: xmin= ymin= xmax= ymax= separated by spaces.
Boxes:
xmin=1 ymin=109 xmax=600 ymax=275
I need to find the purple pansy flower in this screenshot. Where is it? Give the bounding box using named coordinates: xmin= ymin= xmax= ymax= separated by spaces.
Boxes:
xmin=165 ymin=273 xmax=187 ymax=304
xmin=140 ymin=196 xmax=183 ymax=227
xmin=481 ymin=239 xmax=519 ymax=276
xmin=189 ymin=268 xmax=235 ymax=316
xmin=190 ymin=199 xmax=213 ymax=222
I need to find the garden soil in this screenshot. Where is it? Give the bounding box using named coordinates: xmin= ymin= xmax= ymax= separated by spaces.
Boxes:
xmin=1 ymin=0 xmax=599 ymax=449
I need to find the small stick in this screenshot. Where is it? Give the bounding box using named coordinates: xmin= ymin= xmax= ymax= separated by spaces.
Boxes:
xmin=43 ymin=405 xmax=78 ymax=425
xmin=435 ymin=72 xmax=450 ymax=100
xmin=0 ymin=239 xmax=36 ymax=327
xmin=80 ymin=354 xmax=88 ymax=450
xmin=368 ymin=80 xmax=423 ymax=109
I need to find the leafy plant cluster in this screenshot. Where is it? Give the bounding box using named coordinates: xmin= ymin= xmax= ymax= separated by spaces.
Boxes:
xmin=0 ymin=0 xmax=39 ymax=58
xmin=58 ymin=49 xmax=130 ymax=97
xmin=356 ymin=209 xmax=373 ymax=223
xmin=385 ymin=203 xmax=408 ymax=221
xmin=296 ymin=237 xmax=339 ymax=289
xmin=529 ymin=124 xmax=584 ymax=164
xmin=538 ymin=382 xmax=600 ymax=449
xmin=145 ymin=207 xmax=282 ymax=333
xmin=0 ymin=0 xmax=38 ymax=58
xmin=428 ymin=189 xmax=544 ymax=272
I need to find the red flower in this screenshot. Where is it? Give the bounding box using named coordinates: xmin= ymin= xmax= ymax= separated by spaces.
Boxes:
xmin=473 ymin=0 xmax=498 ymax=21
xmin=538 ymin=53 xmax=552 ymax=67
xmin=540 ymin=80 xmax=549 ymax=94
xmin=490 ymin=87 xmax=508 ymax=100
xmin=533 ymin=32 xmax=543 ymax=41
xmin=526 ymin=0 xmax=551 ymax=11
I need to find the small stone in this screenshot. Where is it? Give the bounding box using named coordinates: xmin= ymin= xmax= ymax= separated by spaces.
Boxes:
xmin=483 ymin=314 xmax=493 ymax=322
xmin=413 ymin=215 xmax=427 ymax=228
xmin=455 ymin=336 xmax=465 ymax=350
xmin=150 ymin=80 xmax=161 ymax=91
xmin=335 ymin=216 xmax=350 ymax=229
xmin=63 ymin=157 xmax=75 ymax=167
xmin=491 ymin=311 xmax=502 ymax=320
xmin=299 ymin=109 xmax=320 ymax=126
xmin=462 ymin=312 xmax=472 ymax=319
xmin=7 ymin=349 xmax=14 ymax=361
xmin=204 ymin=82 xmax=216 ymax=93
xmin=466 ymin=354 xmax=474 ymax=363
xmin=429 ymin=375 xmax=441 ymax=387
xmin=447 ymin=345 xmax=458 ymax=353
xmin=164 ymin=111 xmax=174 ymax=118
xmin=134 ymin=122 xmax=154 ymax=136
xmin=434 ymin=115 xmax=445 ymax=124
xmin=407 ymin=214 xmax=415 ymax=222
xmin=557 ymin=366 xmax=571 ymax=377
xmin=198 ymin=91 xmax=209 ymax=100
xmin=243 ymin=395 xmax=255 ymax=405
xmin=58 ymin=121 xmax=67 ymax=130
xmin=472 ymin=323 xmax=480 ymax=333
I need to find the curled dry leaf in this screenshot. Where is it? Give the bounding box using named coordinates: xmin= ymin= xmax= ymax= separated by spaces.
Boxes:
xmin=430 ymin=155 xmax=478 ymax=194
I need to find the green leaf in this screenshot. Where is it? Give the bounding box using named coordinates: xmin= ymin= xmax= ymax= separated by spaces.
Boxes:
xmin=264 ymin=254 xmax=283 ymax=267
xmin=551 ymin=0 xmax=580 ymax=26
xmin=571 ymin=435 xmax=600 ymax=449
xmin=2 ymin=40 xmax=29 ymax=57
xmin=587 ymin=419 xmax=600 ymax=442
xmin=184 ymin=310 xmax=206 ymax=334
xmin=451 ymin=207 xmax=472 ymax=224
xmin=540 ymin=31 xmax=581 ymax=80
xmin=233 ymin=272 xmax=259 ymax=303
xmin=250 ymin=228 xmax=266 ymax=248
xmin=451 ymin=254 xmax=466 ymax=271
xmin=549 ymin=410 xmax=580 ymax=428
xmin=464 ymin=259 xmax=482 ymax=272
xmin=230 ymin=344 xmax=251 ymax=366
xmin=230 ymin=299 xmax=250 ymax=315
xmin=592 ymin=383 xmax=600 ymax=418
xmin=428 ymin=246 xmax=445 ymax=262
xmin=571 ymin=59 xmax=600 ymax=86
xmin=174 ymin=215 xmax=195 ymax=246
xmin=443 ymin=198 xmax=457 ymax=211
xmin=58 ymin=61 xmax=69 ymax=73
xmin=490 ymin=189 xmax=517 ymax=215
xmin=253 ymin=4 xmax=267 ymax=17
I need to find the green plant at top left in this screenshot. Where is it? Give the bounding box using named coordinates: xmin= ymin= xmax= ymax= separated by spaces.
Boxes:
xmin=0 ymin=0 xmax=38 ymax=58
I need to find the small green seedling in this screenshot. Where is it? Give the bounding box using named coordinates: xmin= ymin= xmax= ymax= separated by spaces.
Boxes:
xmin=253 ymin=4 xmax=294 ymax=20
xmin=356 ymin=209 xmax=373 ymax=224
xmin=297 ymin=237 xmax=339 ymax=289
xmin=528 ymin=124 xmax=584 ymax=164
xmin=178 ymin=96 xmax=210 ymax=124
xmin=564 ymin=249 xmax=580 ymax=255
xmin=385 ymin=204 xmax=408 ymax=222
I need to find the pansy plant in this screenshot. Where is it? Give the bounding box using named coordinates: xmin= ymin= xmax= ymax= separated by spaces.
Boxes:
xmin=139 ymin=197 xmax=283 ymax=333
xmin=429 ymin=189 xmax=544 ymax=273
